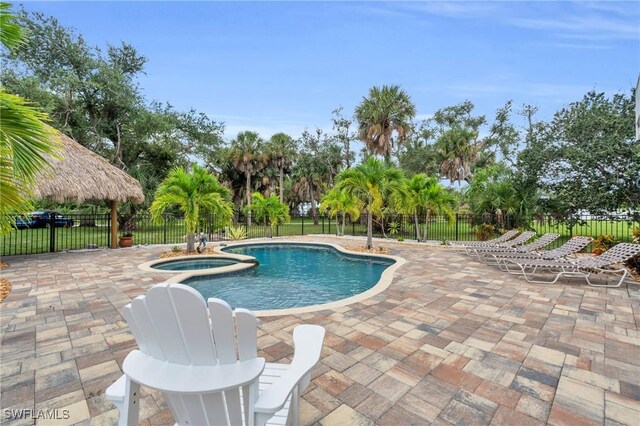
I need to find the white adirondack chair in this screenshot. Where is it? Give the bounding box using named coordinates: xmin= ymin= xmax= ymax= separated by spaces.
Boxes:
xmin=105 ymin=283 xmax=325 ymax=426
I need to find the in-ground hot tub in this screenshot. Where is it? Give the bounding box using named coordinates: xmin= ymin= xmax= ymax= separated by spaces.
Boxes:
xmin=152 ymin=257 xmax=241 ymax=271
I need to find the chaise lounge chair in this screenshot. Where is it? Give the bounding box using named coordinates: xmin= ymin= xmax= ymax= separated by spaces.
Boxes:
xmin=475 ymin=233 xmax=560 ymax=264
xmin=106 ymin=283 xmax=325 ymax=426
xmin=465 ymin=231 xmax=537 ymax=258
xmin=494 ymin=236 xmax=593 ymax=272
xmin=447 ymin=229 xmax=520 ymax=253
xmin=506 ymin=243 xmax=640 ymax=287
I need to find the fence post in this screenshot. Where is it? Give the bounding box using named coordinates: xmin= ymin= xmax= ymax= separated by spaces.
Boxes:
xmin=455 ymin=214 xmax=459 ymax=241
xmin=322 ymin=215 xmax=325 ymax=234
xmin=163 ymin=214 xmax=168 ymax=244
xmin=49 ymin=212 xmax=56 ymax=252
xmin=352 ymin=220 xmax=355 ymax=236
xmin=106 ymin=213 xmax=111 ymax=248
xmin=301 ymin=214 xmax=304 ymax=235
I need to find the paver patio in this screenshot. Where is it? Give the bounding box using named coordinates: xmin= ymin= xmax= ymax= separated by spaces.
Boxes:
xmin=1 ymin=236 xmax=639 ymax=425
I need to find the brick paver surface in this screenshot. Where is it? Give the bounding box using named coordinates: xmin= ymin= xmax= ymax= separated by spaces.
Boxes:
xmin=1 ymin=236 xmax=639 ymax=425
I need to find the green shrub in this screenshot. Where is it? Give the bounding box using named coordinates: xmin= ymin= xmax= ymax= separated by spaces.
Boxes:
xmin=397 ymin=236 xmax=404 ymax=242
xmin=627 ymin=227 xmax=640 ymax=276
xmin=475 ymin=224 xmax=498 ymax=241
xmin=592 ymin=234 xmax=618 ymax=255
xmin=171 ymin=245 xmax=182 ymax=253
xmin=228 ymin=225 xmax=247 ymax=240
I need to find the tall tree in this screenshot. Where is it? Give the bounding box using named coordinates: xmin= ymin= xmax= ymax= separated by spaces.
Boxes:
xmin=544 ymin=90 xmax=639 ymax=214
xmin=335 ymin=157 xmax=405 ymax=249
xmin=331 ymin=106 xmax=356 ymax=168
xmin=435 ymin=126 xmax=480 ymax=184
xmin=398 ymin=120 xmax=439 ymax=176
xmin=293 ymin=128 xmax=343 ymax=224
xmin=229 ymin=131 xmax=267 ymax=226
xmin=432 ymin=100 xmax=519 ymax=184
xmin=266 ymin=132 xmax=296 ymax=202
xmin=465 ymin=165 xmax=538 ymax=228
xmin=150 ymin=165 xmax=233 ymax=252
xmin=1 ymin=8 xmax=224 ymax=207
xmin=355 ymin=85 xmax=416 ymax=158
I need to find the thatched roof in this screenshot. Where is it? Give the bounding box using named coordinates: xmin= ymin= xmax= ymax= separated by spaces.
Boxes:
xmin=32 ymin=131 xmax=145 ymax=203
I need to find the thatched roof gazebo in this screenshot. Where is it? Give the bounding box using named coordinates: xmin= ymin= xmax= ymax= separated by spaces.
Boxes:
xmin=33 ymin=130 xmax=144 ymax=248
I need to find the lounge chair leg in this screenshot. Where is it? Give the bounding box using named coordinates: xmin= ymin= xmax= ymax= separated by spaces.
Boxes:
xmin=585 ymin=269 xmax=628 ymax=288
xmin=520 ymin=265 xmax=565 ymax=284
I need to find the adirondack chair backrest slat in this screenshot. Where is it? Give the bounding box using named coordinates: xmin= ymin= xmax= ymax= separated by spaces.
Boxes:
xmin=236 ymin=309 xmax=258 ymax=361
xmin=209 ymin=299 xmax=238 ymax=364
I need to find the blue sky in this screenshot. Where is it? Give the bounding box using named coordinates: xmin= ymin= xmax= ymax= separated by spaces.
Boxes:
xmin=19 ymin=1 xmax=640 ymax=141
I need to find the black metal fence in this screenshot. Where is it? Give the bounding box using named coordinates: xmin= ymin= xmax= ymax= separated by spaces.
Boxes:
xmin=1 ymin=212 xmax=638 ymax=257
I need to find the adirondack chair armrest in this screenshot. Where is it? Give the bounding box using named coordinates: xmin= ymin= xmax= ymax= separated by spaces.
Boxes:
xmin=122 ymin=350 xmax=265 ymax=394
xmin=254 ymin=324 xmax=325 ymax=415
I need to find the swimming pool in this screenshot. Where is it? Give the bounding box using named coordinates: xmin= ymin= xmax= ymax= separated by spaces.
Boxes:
xmin=181 ymin=243 xmax=395 ymax=311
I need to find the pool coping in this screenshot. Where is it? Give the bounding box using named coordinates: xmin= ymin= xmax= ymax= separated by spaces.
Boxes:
xmin=138 ymin=253 xmax=258 ymax=281
xmin=212 ymin=240 xmax=406 ymax=317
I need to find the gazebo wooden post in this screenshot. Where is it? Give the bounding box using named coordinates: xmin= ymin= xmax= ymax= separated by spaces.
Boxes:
xmin=111 ymin=200 xmax=118 ymax=249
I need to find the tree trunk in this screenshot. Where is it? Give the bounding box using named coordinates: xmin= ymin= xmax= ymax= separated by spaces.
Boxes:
xmin=279 ymin=166 xmax=284 ymax=203
xmin=311 ymin=192 xmax=318 ymax=225
xmin=367 ymin=210 xmax=373 ymax=249
xmin=246 ymin=173 xmax=252 ymax=226
xmin=414 ymin=212 xmax=421 ymax=242
xmin=341 ymin=214 xmax=346 ymax=236
xmin=186 ymin=233 xmax=195 ymax=253
xmin=424 ymin=212 xmax=430 ymax=241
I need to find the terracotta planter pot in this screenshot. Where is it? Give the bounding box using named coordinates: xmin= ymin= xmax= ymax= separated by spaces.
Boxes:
xmin=119 ymin=236 xmax=133 ymax=248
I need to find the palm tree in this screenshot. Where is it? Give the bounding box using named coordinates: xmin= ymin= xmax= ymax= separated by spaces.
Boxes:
xmin=229 ymin=131 xmax=267 ymax=226
xmin=354 ymin=85 xmax=416 ymax=158
xmin=435 ymin=126 xmax=482 ymax=184
xmin=247 ymin=192 xmax=290 ymax=238
xmin=320 ymin=188 xmax=362 ymax=236
xmin=0 ymin=3 xmax=60 ymax=234
xmin=291 ymin=152 xmax=324 ymax=224
xmin=335 ymin=157 xmax=405 ymax=249
xmin=466 ymin=166 xmax=538 ymax=228
xmin=150 ymin=164 xmax=233 ymax=252
xmin=401 ymin=174 xmax=457 ymax=241
xmin=267 ymin=133 xmax=296 ymax=202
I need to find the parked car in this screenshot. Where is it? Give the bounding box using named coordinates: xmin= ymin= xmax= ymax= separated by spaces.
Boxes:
xmin=16 ymin=211 xmax=75 ymax=229
xmin=14 ymin=215 xmax=34 ymax=229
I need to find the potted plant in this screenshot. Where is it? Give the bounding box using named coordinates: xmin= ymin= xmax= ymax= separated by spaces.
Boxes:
xmin=119 ymin=231 xmax=134 ymax=248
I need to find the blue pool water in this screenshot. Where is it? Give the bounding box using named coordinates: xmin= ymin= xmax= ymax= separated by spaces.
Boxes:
xmin=153 ymin=258 xmax=239 ymax=271
xmin=182 ymin=244 xmax=395 ymax=310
